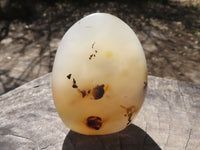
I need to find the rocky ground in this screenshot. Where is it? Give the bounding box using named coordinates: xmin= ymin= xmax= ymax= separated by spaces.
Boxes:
xmin=0 ymin=0 xmax=200 ymax=95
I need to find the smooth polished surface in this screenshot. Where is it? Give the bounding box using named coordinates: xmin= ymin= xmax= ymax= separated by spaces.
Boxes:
xmin=0 ymin=73 xmax=200 ymax=150
xmin=52 ymin=13 xmax=147 ymax=135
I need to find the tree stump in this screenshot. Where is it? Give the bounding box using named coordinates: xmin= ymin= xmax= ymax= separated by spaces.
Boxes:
xmin=0 ymin=73 xmax=199 ymax=150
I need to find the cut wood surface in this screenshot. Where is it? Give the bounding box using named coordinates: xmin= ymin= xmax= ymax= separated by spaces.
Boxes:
xmin=0 ymin=73 xmax=199 ymax=150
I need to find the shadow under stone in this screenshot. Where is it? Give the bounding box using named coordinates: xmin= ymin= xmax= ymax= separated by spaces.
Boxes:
xmin=62 ymin=124 xmax=161 ymax=150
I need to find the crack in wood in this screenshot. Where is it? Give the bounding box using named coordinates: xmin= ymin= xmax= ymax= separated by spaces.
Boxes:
xmin=3 ymin=133 xmax=40 ymax=150
xmin=40 ymin=144 xmax=50 ymax=150
xmin=185 ymin=129 xmax=192 ymax=150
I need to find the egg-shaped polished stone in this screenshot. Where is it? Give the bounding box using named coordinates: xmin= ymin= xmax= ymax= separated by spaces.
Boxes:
xmin=52 ymin=13 xmax=147 ymax=135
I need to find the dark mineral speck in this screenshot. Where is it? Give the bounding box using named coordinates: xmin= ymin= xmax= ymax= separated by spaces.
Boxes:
xmin=80 ymin=90 xmax=86 ymax=98
xmin=127 ymin=112 xmax=133 ymax=125
xmin=67 ymin=74 xmax=72 ymax=79
xmin=72 ymin=84 xmax=78 ymax=88
xmin=92 ymin=84 xmax=104 ymax=100
xmin=120 ymin=105 xmax=135 ymax=126
xmin=72 ymin=78 xmax=78 ymax=88
xmin=87 ymin=116 xmax=102 ymax=130
xmin=73 ymin=78 xmax=76 ymax=84
xmin=89 ymin=54 xmax=93 ymax=60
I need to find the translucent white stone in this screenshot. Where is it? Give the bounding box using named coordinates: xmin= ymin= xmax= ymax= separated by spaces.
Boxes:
xmin=52 ymin=13 xmax=147 ymax=135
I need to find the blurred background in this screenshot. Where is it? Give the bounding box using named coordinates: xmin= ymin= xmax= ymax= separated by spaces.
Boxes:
xmin=0 ymin=0 xmax=200 ymax=95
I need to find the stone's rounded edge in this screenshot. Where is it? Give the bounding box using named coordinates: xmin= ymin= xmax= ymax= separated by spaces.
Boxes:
xmin=52 ymin=13 xmax=147 ymax=135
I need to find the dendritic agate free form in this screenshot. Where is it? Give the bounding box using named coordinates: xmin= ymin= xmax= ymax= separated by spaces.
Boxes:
xmin=52 ymin=13 xmax=147 ymax=135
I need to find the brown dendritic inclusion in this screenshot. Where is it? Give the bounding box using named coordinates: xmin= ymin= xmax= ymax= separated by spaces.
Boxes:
xmin=87 ymin=116 xmax=102 ymax=130
xmin=79 ymin=90 xmax=86 ymax=98
xmin=92 ymin=84 xmax=105 ymax=99
xmin=72 ymin=78 xmax=78 ymax=88
xmin=67 ymin=74 xmax=72 ymax=79
xmin=120 ymin=105 xmax=136 ymax=125
xmin=67 ymin=74 xmax=105 ymax=100
xmin=89 ymin=42 xmax=98 ymax=60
